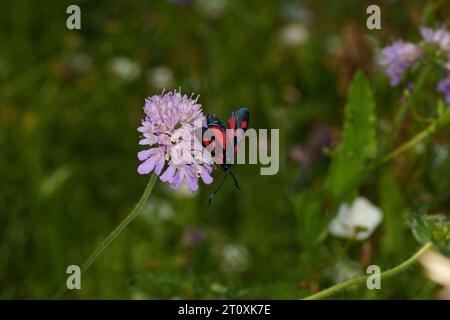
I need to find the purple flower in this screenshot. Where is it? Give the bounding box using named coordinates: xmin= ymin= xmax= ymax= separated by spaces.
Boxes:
xmin=380 ymin=40 xmax=421 ymax=86
xmin=420 ymin=27 xmax=450 ymax=51
xmin=437 ymin=74 xmax=450 ymax=105
xmin=137 ymin=90 xmax=214 ymax=191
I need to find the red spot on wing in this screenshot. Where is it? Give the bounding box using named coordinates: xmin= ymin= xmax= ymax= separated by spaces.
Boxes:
xmin=240 ymin=120 xmax=248 ymax=129
xmin=209 ymin=125 xmax=226 ymax=150
xmin=228 ymin=114 xmax=237 ymax=130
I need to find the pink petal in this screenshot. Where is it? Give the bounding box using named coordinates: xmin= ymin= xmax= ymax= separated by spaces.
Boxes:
xmin=137 ymin=149 xmax=153 ymax=161
xmin=171 ymin=171 xmax=184 ymax=189
xmin=199 ymin=166 xmax=213 ymax=185
xmin=160 ymin=164 xmax=176 ymax=182
xmin=154 ymin=157 xmax=165 ymax=175
xmin=137 ymin=157 xmax=157 ymax=174
xmin=185 ymin=168 xmax=198 ymax=191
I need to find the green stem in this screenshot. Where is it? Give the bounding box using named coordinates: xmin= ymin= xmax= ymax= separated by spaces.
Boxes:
xmin=380 ymin=121 xmax=438 ymax=164
xmin=303 ymin=242 xmax=433 ymax=300
xmin=379 ymin=100 xmax=409 ymax=156
xmin=372 ymin=110 xmax=450 ymax=169
xmin=52 ymin=174 xmax=158 ymax=299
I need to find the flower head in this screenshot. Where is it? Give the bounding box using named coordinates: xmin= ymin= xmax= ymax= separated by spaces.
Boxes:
xmin=380 ymin=40 xmax=421 ymax=86
xmin=137 ymin=90 xmax=213 ymax=191
xmin=420 ymin=27 xmax=450 ymax=51
xmin=328 ymin=197 xmax=383 ymax=241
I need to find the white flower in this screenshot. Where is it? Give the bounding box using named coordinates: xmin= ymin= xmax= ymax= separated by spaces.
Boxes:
xmin=420 ymin=250 xmax=450 ymax=287
xmin=329 ymin=197 xmax=383 ymax=240
xmin=278 ymin=23 xmax=309 ymax=47
xmin=110 ymin=56 xmax=141 ymax=81
xmin=420 ymin=250 xmax=450 ymax=299
xmin=221 ymin=244 xmax=249 ymax=273
xmin=147 ymin=66 xmax=174 ymax=89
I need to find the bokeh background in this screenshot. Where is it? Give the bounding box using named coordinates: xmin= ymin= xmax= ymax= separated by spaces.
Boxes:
xmin=1 ymin=0 xmax=449 ymax=299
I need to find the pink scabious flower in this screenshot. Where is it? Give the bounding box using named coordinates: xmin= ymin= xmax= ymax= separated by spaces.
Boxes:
xmin=137 ymin=90 xmax=213 ymax=191
xmin=380 ymin=40 xmax=421 ymax=86
xmin=420 ymin=27 xmax=450 ymax=51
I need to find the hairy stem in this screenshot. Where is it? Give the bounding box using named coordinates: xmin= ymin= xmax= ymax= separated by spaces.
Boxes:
xmin=303 ymin=242 xmax=433 ymax=300
xmin=52 ymin=174 xmax=158 ymax=299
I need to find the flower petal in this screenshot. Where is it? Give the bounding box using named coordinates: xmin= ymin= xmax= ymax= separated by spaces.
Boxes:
xmin=137 ymin=157 xmax=157 ymax=174
xmin=186 ymin=169 xmax=198 ymax=192
xmin=137 ymin=149 xmax=155 ymax=161
xmin=199 ymin=166 xmax=213 ymax=185
xmin=160 ymin=164 xmax=176 ymax=182
xmin=154 ymin=157 xmax=165 ymax=175
xmin=171 ymin=171 xmax=184 ymax=190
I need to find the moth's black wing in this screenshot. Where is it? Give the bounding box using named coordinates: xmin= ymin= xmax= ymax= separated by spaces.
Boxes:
xmin=234 ymin=106 xmax=249 ymax=131
xmin=227 ymin=107 xmax=249 ymax=131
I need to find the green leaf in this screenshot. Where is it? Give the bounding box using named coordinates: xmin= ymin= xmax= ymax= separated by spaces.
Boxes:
xmin=408 ymin=214 xmax=450 ymax=255
xmin=378 ymin=172 xmax=408 ymax=257
xmin=293 ymin=190 xmax=325 ymax=247
xmin=326 ymin=72 xmax=377 ymax=198
xmin=292 ymin=189 xmax=329 ymax=276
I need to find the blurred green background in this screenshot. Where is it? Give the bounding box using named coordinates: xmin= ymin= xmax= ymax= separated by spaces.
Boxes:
xmin=1 ymin=0 xmax=449 ymax=299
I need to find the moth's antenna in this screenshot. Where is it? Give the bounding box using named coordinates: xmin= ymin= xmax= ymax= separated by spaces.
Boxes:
xmin=229 ymin=170 xmax=240 ymax=191
xmin=208 ymin=170 xmax=229 ymax=206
